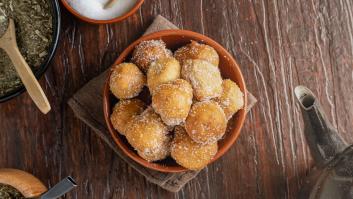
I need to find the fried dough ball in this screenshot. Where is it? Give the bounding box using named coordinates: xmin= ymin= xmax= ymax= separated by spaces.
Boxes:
xmin=215 ymin=79 xmax=244 ymax=119
xmin=152 ymin=79 xmax=193 ymax=126
xmin=175 ymin=41 xmax=219 ymax=66
xmin=109 ymin=63 xmax=146 ymax=99
xmin=132 ymin=40 xmax=173 ymax=72
xmin=181 ymin=59 xmax=223 ymax=101
xmin=171 ymin=126 xmax=218 ymax=170
xmin=185 ymin=101 xmax=227 ymax=144
xmin=147 ymin=57 xmax=181 ymax=93
xmin=110 ymin=99 xmax=146 ymax=135
xmin=125 ymin=107 xmax=171 ymax=162
xmin=137 ymin=145 xmax=169 ymax=162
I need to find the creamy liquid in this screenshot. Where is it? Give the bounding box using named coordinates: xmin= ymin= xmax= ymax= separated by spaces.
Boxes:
xmin=67 ymin=0 xmax=139 ymax=20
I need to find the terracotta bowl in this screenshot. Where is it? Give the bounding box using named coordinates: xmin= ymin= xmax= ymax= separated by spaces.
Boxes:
xmin=103 ymin=30 xmax=248 ymax=173
xmin=61 ymin=0 xmax=144 ymax=24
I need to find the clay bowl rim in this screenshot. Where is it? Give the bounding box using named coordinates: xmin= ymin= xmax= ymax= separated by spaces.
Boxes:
xmin=103 ymin=29 xmax=248 ymax=173
xmin=60 ymin=0 xmax=144 ymax=24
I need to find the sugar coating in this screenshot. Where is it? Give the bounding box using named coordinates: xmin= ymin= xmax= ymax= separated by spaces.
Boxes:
xmin=109 ymin=63 xmax=146 ymax=99
xmin=174 ymin=40 xmax=219 ymax=66
xmin=171 ymin=126 xmax=218 ymax=170
xmin=181 ymin=59 xmax=223 ymax=101
xmin=132 ymin=40 xmax=173 ymax=72
xmin=125 ymin=107 xmax=171 ymax=162
xmin=152 ymin=79 xmax=193 ymax=126
xmin=185 ymin=101 xmax=227 ymax=144
xmin=215 ymin=79 xmax=244 ymax=120
xmin=138 ymin=140 xmax=170 ymax=162
xmin=110 ymin=99 xmax=146 ymax=135
xmin=147 ymin=57 xmax=181 ymax=94
xmin=109 ymin=39 xmax=238 ymax=166
xmin=67 ymin=0 xmax=138 ymax=20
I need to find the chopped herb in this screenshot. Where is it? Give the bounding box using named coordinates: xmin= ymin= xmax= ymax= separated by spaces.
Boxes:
xmin=0 ymin=0 xmax=53 ymax=97
xmin=0 ymin=183 xmax=25 ymax=199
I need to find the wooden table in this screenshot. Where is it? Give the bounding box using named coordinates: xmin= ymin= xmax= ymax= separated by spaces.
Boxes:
xmin=1 ymin=0 xmax=352 ymax=198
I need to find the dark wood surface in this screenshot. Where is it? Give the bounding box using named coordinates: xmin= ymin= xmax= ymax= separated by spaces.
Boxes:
xmin=1 ymin=0 xmax=353 ymax=198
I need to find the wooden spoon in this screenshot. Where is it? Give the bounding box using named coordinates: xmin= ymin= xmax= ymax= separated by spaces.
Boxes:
xmin=0 ymin=168 xmax=47 ymax=198
xmin=0 ymin=19 xmax=51 ymax=114
xmin=104 ymin=0 xmax=118 ymax=9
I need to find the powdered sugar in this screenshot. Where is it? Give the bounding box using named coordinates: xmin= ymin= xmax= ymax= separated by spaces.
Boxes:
xmin=151 ymin=79 xmax=193 ymax=126
xmin=147 ymin=57 xmax=181 ymax=93
xmin=125 ymin=107 xmax=172 ymax=162
xmin=181 ymin=59 xmax=223 ymax=101
xmin=171 ymin=126 xmax=218 ymax=170
xmin=109 ymin=63 xmax=145 ymax=99
xmin=174 ymin=40 xmax=219 ymax=66
xmin=132 ymin=40 xmax=173 ymax=72
xmin=109 ymin=39 xmax=244 ymax=166
xmin=185 ymin=100 xmax=227 ymax=144
xmin=67 ymin=0 xmax=138 ymax=20
xmin=214 ymin=79 xmax=244 ymax=120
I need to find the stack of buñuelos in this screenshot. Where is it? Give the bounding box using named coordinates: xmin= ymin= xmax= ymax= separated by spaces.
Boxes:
xmin=109 ymin=39 xmax=244 ymax=170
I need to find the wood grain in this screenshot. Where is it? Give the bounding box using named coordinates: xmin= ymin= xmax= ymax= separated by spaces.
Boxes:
xmin=0 ymin=0 xmax=352 ymax=198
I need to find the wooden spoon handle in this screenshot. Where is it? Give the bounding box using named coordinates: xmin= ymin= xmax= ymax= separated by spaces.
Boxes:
xmin=4 ymin=46 xmax=51 ymax=114
xmin=104 ymin=0 xmax=118 ymax=9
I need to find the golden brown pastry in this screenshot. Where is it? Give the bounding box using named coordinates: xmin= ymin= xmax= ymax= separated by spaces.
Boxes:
xmin=132 ymin=40 xmax=173 ymax=72
xmin=152 ymin=79 xmax=193 ymax=126
xmin=110 ymin=99 xmax=146 ymax=135
xmin=185 ymin=101 xmax=227 ymax=144
xmin=147 ymin=57 xmax=181 ymax=94
xmin=125 ymin=107 xmax=171 ymax=162
xmin=215 ymin=79 xmax=244 ymax=119
xmin=174 ymin=41 xmax=219 ymax=66
xmin=109 ymin=63 xmax=146 ymax=99
xmin=171 ymin=126 xmax=218 ymax=170
xmin=181 ymin=59 xmax=223 ymax=101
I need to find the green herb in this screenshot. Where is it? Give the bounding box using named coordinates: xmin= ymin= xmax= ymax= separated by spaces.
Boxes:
xmin=0 ymin=0 xmax=53 ymax=97
xmin=0 ymin=183 xmax=25 ymax=199
xmin=0 ymin=14 xmax=7 ymax=36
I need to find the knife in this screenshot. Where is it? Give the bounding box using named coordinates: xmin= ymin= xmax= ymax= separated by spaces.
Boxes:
xmin=40 ymin=176 xmax=77 ymax=199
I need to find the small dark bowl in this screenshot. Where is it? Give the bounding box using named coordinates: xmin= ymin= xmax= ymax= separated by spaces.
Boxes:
xmin=103 ymin=30 xmax=248 ymax=173
xmin=0 ymin=0 xmax=61 ymax=103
